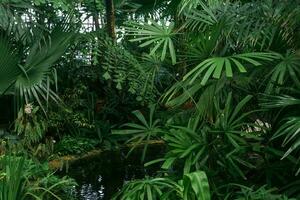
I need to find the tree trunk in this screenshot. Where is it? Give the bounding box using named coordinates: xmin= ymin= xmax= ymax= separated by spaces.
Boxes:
xmin=93 ymin=14 xmax=100 ymax=31
xmin=92 ymin=0 xmax=101 ymax=65
xmin=105 ymin=0 xmax=116 ymax=41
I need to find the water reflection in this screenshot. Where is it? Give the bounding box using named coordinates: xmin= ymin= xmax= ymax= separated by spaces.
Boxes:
xmin=66 ymin=147 xmax=164 ymax=200
xmin=79 ymin=184 xmax=104 ymax=199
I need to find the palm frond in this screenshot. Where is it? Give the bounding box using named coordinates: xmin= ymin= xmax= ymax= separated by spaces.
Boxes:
xmin=0 ymin=35 xmax=21 ymax=94
xmin=1 ymin=22 xmax=74 ymax=113
xmin=272 ymin=117 xmax=300 ymax=175
xmin=112 ymin=104 xmax=162 ymax=161
xmin=183 ymin=1 xmax=218 ymax=31
xmin=260 ymin=94 xmax=300 ymax=108
xmin=183 ymin=52 xmax=279 ymax=85
xmin=178 ymin=0 xmax=204 ymax=15
xmin=265 ymin=52 xmax=300 ymax=93
xmin=15 ymin=25 xmax=74 ymax=112
xmin=125 ymin=20 xmax=177 ymax=64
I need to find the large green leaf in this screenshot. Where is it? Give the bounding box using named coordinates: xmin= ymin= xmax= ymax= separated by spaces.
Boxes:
xmin=125 ymin=20 xmax=177 ymax=64
xmin=272 ymin=117 xmax=300 ymax=175
xmin=0 ymin=155 xmax=26 ymax=200
xmin=260 ymin=94 xmax=300 ymax=108
xmin=0 ymin=35 xmax=21 ymax=94
xmin=183 ymin=171 xmax=211 ymax=200
xmin=265 ymin=52 xmax=300 ymax=93
xmin=112 ymin=170 xmax=211 ymax=200
xmin=112 ymin=104 xmax=162 ymax=161
xmin=183 ymin=52 xmax=279 ymax=85
xmin=0 ymin=22 xmax=73 ymax=114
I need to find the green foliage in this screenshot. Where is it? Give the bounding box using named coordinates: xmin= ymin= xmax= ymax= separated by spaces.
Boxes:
xmin=112 ymin=177 xmax=178 ymax=200
xmin=0 ymin=155 xmax=25 ymax=200
xmin=182 ymin=0 xmax=299 ymax=51
xmin=272 ymin=117 xmax=300 ymax=175
xmin=112 ymin=104 xmax=162 ymax=161
xmin=157 ymin=94 xmax=260 ymax=179
xmin=265 ymin=52 xmax=300 ymax=93
xmin=225 ymin=185 xmax=296 ymax=200
xmin=111 ymin=1 xmax=300 ymax=195
xmin=260 ymin=93 xmax=300 ymax=175
xmin=1 ymin=1 xmax=300 ymax=200
xmin=182 ymin=171 xmax=211 ymax=200
xmin=183 ymin=52 xmax=278 ymax=85
xmin=32 ymin=0 xmax=71 ymax=9
xmin=112 ymin=170 xmax=210 ymax=200
xmin=54 ymin=136 xmax=99 ymax=155
xmin=92 ymin=34 xmax=159 ymax=102
xmin=0 ymin=155 xmax=76 ymax=200
xmin=14 ymin=105 xmax=47 ymax=147
xmin=125 ymin=20 xmax=177 ymax=64
xmin=161 ymin=118 xmax=205 ymax=174
xmin=260 ymin=94 xmax=300 ymax=108
xmin=0 ymin=24 xmax=74 ymax=113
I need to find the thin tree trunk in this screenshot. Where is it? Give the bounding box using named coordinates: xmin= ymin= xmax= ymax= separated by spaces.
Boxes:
xmin=94 ymin=14 xmax=100 ymax=31
xmin=93 ymin=0 xmax=100 ymax=65
xmin=174 ymin=14 xmax=187 ymax=78
xmin=105 ymin=0 xmax=116 ymax=41
xmin=104 ymin=0 xmax=116 ymax=90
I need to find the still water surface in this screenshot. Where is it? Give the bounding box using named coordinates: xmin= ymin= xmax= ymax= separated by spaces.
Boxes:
xmin=65 ymin=147 xmax=164 ymax=200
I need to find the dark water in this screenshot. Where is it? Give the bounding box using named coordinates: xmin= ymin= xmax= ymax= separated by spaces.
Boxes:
xmin=65 ymin=146 xmax=164 ymax=200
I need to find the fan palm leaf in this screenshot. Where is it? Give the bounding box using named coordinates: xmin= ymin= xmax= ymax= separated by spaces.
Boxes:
xmin=0 ymin=25 xmax=74 ymax=113
xmin=183 ymin=52 xmax=279 ymax=85
xmin=265 ymin=52 xmax=300 ymax=93
xmin=0 ymin=35 xmax=21 ymax=94
xmin=272 ymin=117 xmax=300 ymax=175
xmin=125 ymin=20 xmax=177 ymax=64
xmin=112 ymin=104 xmax=162 ymax=161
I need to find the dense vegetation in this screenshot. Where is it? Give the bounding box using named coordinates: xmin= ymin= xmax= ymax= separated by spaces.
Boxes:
xmin=0 ymin=0 xmax=300 ymax=199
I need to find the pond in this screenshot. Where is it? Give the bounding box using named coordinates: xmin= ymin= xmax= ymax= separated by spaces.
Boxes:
xmin=65 ymin=145 xmax=165 ymax=200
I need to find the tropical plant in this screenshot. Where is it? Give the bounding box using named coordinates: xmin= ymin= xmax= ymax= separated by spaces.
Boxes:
xmin=156 ymin=94 xmax=261 ymax=179
xmin=159 ymin=116 xmax=205 ymax=174
xmin=182 ymin=52 xmax=278 ymax=86
xmin=1 ymin=0 xmax=300 ymax=200
xmin=112 ymin=177 xmax=178 ymax=200
xmin=272 ymin=117 xmax=300 ymax=163
xmin=261 ymin=93 xmax=300 ymax=175
xmin=14 ymin=104 xmax=47 ymax=147
xmin=112 ymin=104 xmax=162 ymax=161
xmin=0 ymin=22 xmax=74 ymax=113
xmin=125 ymin=20 xmax=177 ymax=64
xmin=224 ymin=185 xmax=296 ymax=200
xmin=265 ymin=52 xmax=300 ymax=93
xmin=92 ymin=34 xmax=158 ymax=102
xmin=0 ymin=154 xmax=76 ymax=200
xmin=54 ymin=136 xmax=99 ymax=155
xmin=0 ymin=155 xmax=26 ymax=200
xmin=112 ymin=170 xmax=211 ymax=200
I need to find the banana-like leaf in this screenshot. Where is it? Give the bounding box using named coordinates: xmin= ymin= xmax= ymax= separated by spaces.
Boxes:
xmin=183 ymin=171 xmax=211 ymax=200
